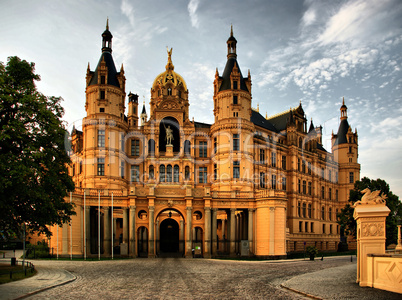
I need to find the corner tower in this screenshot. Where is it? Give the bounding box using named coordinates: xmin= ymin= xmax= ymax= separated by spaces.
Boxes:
xmin=211 ymin=26 xmax=255 ymax=193
xmin=332 ymin=98 xmax=360 ymax=204
xmin=82 ymin=20 xmax=128 ymax=190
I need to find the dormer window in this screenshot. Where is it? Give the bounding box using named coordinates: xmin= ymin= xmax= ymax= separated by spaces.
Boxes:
xmin=101 ymin=76 xmax=105 ymax=84
xmin=233 ymin=81 xmax=238 ymax=90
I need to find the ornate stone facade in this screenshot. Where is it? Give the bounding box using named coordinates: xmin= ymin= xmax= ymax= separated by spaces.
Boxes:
xmin=49 ymin=22 xmax=360 ymax=258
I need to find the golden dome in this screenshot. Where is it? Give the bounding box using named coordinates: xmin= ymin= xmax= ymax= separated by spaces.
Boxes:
xmin=152 ymin=48 xmax=187 ymax=91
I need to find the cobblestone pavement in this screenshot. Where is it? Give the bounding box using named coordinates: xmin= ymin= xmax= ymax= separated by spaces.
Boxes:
xmin=19 ymin=257 xmax=351 ymax=299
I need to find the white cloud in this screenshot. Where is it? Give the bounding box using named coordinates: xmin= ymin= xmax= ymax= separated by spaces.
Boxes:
xmin=188 ymin=0 xmax=200 ymax=29
xmin=302 ymin=7 xmax=316 ymax=27
xmin=121 ymin=0 xmax=135 ymax=27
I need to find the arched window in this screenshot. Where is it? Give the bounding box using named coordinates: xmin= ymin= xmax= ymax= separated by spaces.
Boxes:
xmin=160 ymin=165 xmax=165 ymax=182
xmin=329 ymin=207 xmax=332 ymax=221
xmin=174 ymin=165 xmax=179 ymax=182
xmin=166 ymin=164 xmax=172 ymax=182
xmin=297 ymin=202 xmax=301 ymax=217
xmin=184 ymin=140 xmax=191 ymax=156
xmin=308 ymin=204 xmax=312 ymax=218
xmin=149 ymin=165 xmax=154 ymax=179
xmin=148 ymin=139 xmax=155 ymax=156
xmin=302 ymin=203 xmax=306 ymax=218
xmin=185 ymin=166 xmax=190 ymax=180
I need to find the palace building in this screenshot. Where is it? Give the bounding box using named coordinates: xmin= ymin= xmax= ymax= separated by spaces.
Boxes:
xmin=48 ymin=22 xmax=360 ymax=258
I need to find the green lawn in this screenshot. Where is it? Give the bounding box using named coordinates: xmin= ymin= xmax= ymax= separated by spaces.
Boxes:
xmin=0 ymin=263 xmax=36 ymax=284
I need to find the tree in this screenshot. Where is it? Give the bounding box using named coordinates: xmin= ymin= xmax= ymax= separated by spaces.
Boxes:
xmin=337 ymin=177 xmax=402 ymax=245
xmin=0 ymin=56 xmax=75 ymax=239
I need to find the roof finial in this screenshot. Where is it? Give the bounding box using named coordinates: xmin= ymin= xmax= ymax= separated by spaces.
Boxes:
xmin=342 ymin=97 xmax=345 ymax=105
xmin=257 ymin=103 xmax=259 ymax=112
xmin=231 ymin=24 xmax=233 ymax=37
xmin=106 ymin=17 xmax=109 ymax=30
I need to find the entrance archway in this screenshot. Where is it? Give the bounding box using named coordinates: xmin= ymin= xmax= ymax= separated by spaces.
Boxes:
xmin=137 ymin=226 xmax=148 ymax=257
xmin=159 ymin=218 xmax=179 ymax=254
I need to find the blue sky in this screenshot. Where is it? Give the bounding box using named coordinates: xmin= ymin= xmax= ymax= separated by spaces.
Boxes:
xmin=1 ymin=0 xmax=401 ymax=197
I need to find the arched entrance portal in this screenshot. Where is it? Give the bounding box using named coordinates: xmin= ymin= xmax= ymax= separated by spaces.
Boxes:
xmin=159 ymin=218 xmax=179 ymax=255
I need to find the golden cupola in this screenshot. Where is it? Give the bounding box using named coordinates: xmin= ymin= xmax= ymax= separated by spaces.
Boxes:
xmin=150 ymin=48 xmax=189 ymax=121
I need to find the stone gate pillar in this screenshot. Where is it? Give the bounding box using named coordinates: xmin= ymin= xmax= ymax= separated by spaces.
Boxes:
xmin=353 ymin=190 xmax=390 ymax=286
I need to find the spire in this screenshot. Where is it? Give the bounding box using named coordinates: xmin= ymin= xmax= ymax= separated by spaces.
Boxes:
xmin=340 ymin=97 xmax=348 ymax=120
xmin=102 ymin=18 xmax=113 ymax=53
xmin=309 ymin=118 xmax=315 ymax=132
xmin=227 ymin=25 xmax=237 ymax=59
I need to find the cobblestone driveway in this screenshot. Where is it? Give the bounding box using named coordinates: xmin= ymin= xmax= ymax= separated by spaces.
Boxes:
xmin=28 ymin=257 xmax=351 ymax=299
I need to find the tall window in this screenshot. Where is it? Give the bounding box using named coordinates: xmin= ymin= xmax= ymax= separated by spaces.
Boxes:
xmin=305 ymin=222 xmax=308 ymax=233
xmin=199 ymin=141 xmax=207 ymax=157
xmin=185 ymin=166 xmax=190 ymax=180
xmin=160 ymin=165 xmax=165 ymax=182
xmin=233 ymin=95 xmax=238 ymax=105
xmin=260 ymin=172 xmax=266 ymax=188
xmin=335 ymin=189 xmax=338 ymax=201
xmin=131 ymin=139 xmax=140 ymax=156
xmin=321 ymin=186 xmax=325 ymax=199
xmin=311 ymin=222 xmax=314 ymax=233
xmin=308 ymin=204 xmax=312 ymax=218
xmin=214 ymin=137 xmax=217 ymax=154
xmin=282 ymin=155 xmax=286 ymax=170
xmin=97 ymin=158 xmax=105 ymax=176
xmin=120 ymin=133 xmax=125 ymax=151
xmin=120 ymin=160 xmax=125 ymax=178
xmin=131 ymin=165 xmax=140 ymax=182
xmin=174 ymin=165 xmax=179 ymax=182
xmin=166 ymin=164 xmax=172 ymax=182
xmin=349 ymin=172 xmax=354 ymax=183
xmin=322 ymin=206 xmax=325 ymax=220
xmin=297 ymin=158 xmax=301 ymax=171
xmin=298 ymin=179 xmax=301 ymax=193
xmin=100 ymin=90 xmax=105 ymax=99
xmin=184 ymin=140 xmax=191 ymax=156
xmin=214 ymin=164 xmax=217 ymax=181
xmin=297 ymin=202 xmax=301 ymax=217
xmin=233 ymin=80 xmax=238 ymax=89
xmin=148 ymin=139 xmax=155 ymax=155
xmin=329 ymin=207 xmax=332 ymax=221
xmin=233 ymin=161 xmax=240 ymax=179
xmin=259 ymin=149 xmax=265 ymax=164
xmin=271 ymin=174 xmax=276 ymax=189
xmin=302 ymin=180 xmax=306 ymax=194
xmin=321 ymin=168 xmax=324 ymax=178
xmin=302 ymin=203 xmax=306 ymax=218
xmin=282 ymin=177 xmax=286 ymax=191
xmin=149 ymin=165 xmax=154 ymax=179
xmin=271 ymin=152 xmax=276 ymax=167
xmin=233 ymin=134 xmax=240 ymax=151
xmin=308 ymin=182 xmax=312 ymax=195
xmin=302 ymin=160 xmax=306 ymax=173
xmin=329 ymin=188 xmax=332 ymax=200
xmin=98 ymin=130 xmax=105 ymax=147
xmin=199 ymin=167 xmax=207 ymax=183
xmin=308 ymin=162 xmax=311 ymax=175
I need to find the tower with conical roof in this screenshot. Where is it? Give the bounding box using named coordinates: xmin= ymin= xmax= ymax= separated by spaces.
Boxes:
xmin=82 ymin=20 xmax=128 ymax=191
xmin=210 ymin=26 xmax=254 ymax=194
xmin=332 ymin=98 xmax=360 ymax=204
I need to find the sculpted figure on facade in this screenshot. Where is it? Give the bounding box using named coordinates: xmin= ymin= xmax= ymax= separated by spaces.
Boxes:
xmin=354 ymin=188 xmax=387 ymax=206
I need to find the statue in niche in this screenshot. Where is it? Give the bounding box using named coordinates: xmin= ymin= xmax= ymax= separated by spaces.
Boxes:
xmin=164 ymin=123 xmax=173 ymax=146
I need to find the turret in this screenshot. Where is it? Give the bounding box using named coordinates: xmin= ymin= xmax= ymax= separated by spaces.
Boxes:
xmin=140 ymin=101 xmax=147 ymax=126
xmin=128 ymin=92 xmax=139 ymax=128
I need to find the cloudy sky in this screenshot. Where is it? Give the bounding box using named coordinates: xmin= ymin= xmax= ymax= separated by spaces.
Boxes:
xmin=1 ymin=0 xmax=401 ymax=197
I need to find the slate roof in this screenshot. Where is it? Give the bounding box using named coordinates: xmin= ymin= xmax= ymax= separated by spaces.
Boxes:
xmin=194 ymin=121 xmax=211 ymax=129
xmin=333 ymin=119 xmax=350 ymax=146
xmin=251 ymin=110 xmax=278 ymax=132
xmin=218 ymin=57 xmax=248 ymax=92
xmin=88 ymin=52 xmax=120 ymax=88
xmin=267 ymin=110 xmax=292 ymax=132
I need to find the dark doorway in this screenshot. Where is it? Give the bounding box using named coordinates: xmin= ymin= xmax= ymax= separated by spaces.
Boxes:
xmin=159 ymin=218 xmax=179 ymax=254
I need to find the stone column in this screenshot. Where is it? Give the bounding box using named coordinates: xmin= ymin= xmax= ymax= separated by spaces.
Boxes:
xmin=103 ymin=207 xmax=110 ymax=255
xmin=85 ymin=207 xmax=91 ymax=257
xmin=248 ymin=209 xmax=254 ymax=255
xmin=129 ymin=206 xmax=136 ymax=257
xmin=156 ymin=219 xmax=160 ymax=254
xmin=123 ymin=208 xmax=129 ymax=244
xmin=179 ymin=219 xmax=184 ymax=253
xmin=269 ymin=207 xmax=275 ymax=255
xmin=204 ymin=207 xmax=211 ymax=258
xmin=230 ymin=208 xmax=236 ymax=256
xmin=62 ymin=222 xmax=68 ymax=255
xmin=353 ymin=199 xmax=390 ymax=286
xmin=212 ymin=208 xmax=218 ymax=256
xmin=148 ymin=206 xmax=155 ymax=258
xmin=186 ymin=207 xmax=192 ymax=257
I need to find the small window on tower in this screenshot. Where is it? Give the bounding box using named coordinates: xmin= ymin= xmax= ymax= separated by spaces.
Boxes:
xmin=100 ymin=90 xmax=105 ymax=99
xmin=101 ymin=76 xmax=105 ymax=84
xmin=233 ymin=95 xmax=238 ymax=105
xmin=100 ymin=108 xmax=105 ymax=113
xmin=233 ymin=81 xmax=238 ymax=90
